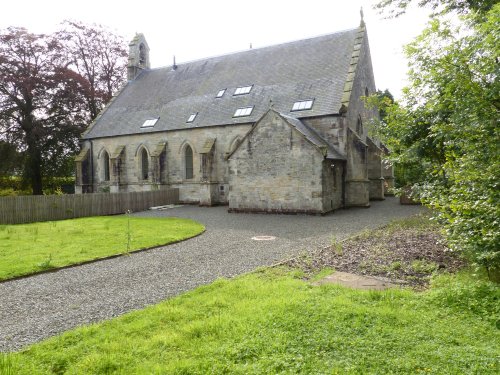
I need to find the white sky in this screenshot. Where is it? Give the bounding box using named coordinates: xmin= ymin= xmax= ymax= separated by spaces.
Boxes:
xmin=0 ymin=0 xmax=431 ymax=98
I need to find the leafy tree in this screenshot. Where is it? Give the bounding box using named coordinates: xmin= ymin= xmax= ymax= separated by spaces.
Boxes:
xmin=375 ymin=89 xmax=394 ymax=121
xmin=0 ymin=23 xmax=127 ymax=195
xmin=0 ymin=28 xmax=89 ymax=194
xmin=57 ymin=21 xmax=127 ymax=119
xmin=372 ymin=4 xmax=500 ymax=278
xmin=0 ymin=140 xmax=23 ymax=176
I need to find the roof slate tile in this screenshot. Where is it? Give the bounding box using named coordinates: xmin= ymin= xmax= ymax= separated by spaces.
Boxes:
xmin=84 ymin=28 xmax=358 ymax=139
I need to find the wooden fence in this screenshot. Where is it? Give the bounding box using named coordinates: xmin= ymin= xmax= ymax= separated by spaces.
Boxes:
xmin=0 ymin=189 xmax=179 ymax=224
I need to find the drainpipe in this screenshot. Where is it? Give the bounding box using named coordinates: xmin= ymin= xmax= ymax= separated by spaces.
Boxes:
xmin=341 ymin=160 xmax=346 ymax=208
xmin=90 ymin=140 xmax=94 ymax=193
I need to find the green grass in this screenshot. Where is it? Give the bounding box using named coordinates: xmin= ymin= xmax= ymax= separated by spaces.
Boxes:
xmin=2 ymin=269 xmax=498 ymax=374
xmin=385 ymin=211 xmax=438 ymax=232
xmin=0 ymin=216 xmax=204 ymax=281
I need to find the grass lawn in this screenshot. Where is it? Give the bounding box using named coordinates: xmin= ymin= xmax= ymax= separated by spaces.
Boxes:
xmin=0 ymin=215 xmax=204 ymax=281
xmin=1 ymin=215 xmax=498 ymax=374
xmin=1 ymin=269 xmax=498 ymax=374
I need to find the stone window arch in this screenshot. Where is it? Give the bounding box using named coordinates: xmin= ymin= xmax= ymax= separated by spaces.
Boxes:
xmin=140 ymin=147 xmax=149 ymax=180
xmin=185 ymin=145 xmax=194 ymax=179
xmin=100 ymin=149 xmax=110 ymax=182
xmin=229 ymin=137 xmax=242 ymax=154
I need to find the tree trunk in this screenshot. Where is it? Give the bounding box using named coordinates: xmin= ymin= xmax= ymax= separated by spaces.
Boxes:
xmin=27 ymin=149 xmax=43 ymax=195
xmin=26 ymin=132 xmax=43 ymax=195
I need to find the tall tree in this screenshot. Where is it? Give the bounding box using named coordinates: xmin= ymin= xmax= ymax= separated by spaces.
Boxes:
xmin=372 ymin=4 xmax=500 ymax=277
xmin=57 ymin=21 xmax=127 ymax=119
xmin=0 ymin=23 xmax=127 ymax=195
xmin=0 ymin=27 xmax=88 ymax=194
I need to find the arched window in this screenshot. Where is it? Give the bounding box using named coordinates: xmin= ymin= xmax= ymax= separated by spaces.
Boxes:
xmin=140 ymin=148 xmax=149 ymax=180
xmin=185 ymin=145 xmax=193 ymax=179
xmin=159 ymin=150 xmax=167 ymax=183
xmin=102 ymin=150 xmax=110 ymax=181
xmin=356 ymin=115 xmax=363 ymax=135
xmin=139 ymin=43 xmax=146 ymax=65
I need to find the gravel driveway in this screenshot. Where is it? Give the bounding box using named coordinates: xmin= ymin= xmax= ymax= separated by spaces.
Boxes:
xmin=0 ymin=197 xmax=423 ymax=352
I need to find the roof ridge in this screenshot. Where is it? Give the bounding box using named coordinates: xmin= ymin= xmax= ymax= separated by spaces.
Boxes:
xmin=83 ymin=25 xmax=361 ymax=139
xmin=147 ymin=27 xmax=359 ymax=72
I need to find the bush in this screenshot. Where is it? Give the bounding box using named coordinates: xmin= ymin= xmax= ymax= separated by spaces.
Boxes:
xmin=0 ymin=176 xmax=75 ymax=196
xmin=370 ymin=6 xmax=500 ymax=278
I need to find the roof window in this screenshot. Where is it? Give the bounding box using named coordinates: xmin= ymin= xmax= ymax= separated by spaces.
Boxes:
xmin=234 ymin=85 xmax=253 ymax=95
xmin=141 ymin=118 xmax=158 ymax=128
xmin=187 ymin=113 xmax=197 ymax=123
xmin=233 ymin=106 xmax=254 ymax=117
xmin=291 ymin=100 xmax=314 ymax=111
xmin=216 ymin=89 xmax=226 ymax=98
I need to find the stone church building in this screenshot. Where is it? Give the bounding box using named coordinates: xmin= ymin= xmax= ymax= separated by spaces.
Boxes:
xmin=75 ymin=19 xmax=393 ymax=214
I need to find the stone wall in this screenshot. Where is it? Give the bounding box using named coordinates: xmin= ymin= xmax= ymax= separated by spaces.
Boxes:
xmin=303 ymin=116 xmax=346 ymax=155
xmin=345 ymin=28 xmax=379 ymax=141
xmin=345 ymin=129 xmax=370 ymax=207
xmin=342 ymin=27 xmax=379 ymax=207
xmin=367 ymin=138 xmax=385 ymax=200
xmin=322 ymin=161 xmax=344 ymax=211
xmin=228 ymin=111 xmax=327 ymax=214
xmin=78 ymin=123 xmax=252 ymax=203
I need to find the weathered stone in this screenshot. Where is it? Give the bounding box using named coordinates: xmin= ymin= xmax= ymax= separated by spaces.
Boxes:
xmin=75 ymin=20 xmax=390 ymax=214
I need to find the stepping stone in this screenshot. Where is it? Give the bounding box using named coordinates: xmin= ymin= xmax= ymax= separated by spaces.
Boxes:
xmin=314 ymin=271 xmax=399 ymax=290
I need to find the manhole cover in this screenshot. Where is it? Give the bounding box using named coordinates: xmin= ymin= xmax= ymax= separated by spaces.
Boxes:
xmin=251 ymin=235 xmax=276 ymax=241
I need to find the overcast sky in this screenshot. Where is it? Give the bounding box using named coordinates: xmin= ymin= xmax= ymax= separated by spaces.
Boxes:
xmin=0 ymin=0 xmax=432 ymax=98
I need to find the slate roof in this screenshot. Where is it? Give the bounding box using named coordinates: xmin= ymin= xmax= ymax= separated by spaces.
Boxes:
xmin=83 ymin=28 xmax=359 ymax=139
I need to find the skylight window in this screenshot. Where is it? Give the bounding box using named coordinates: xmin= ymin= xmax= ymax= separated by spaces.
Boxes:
xmin=291 ymin=100 xmax=314 ymax=111
xmin=234 ymin=85 xmax=253 ymax=95
xmin=141 ymin=118 xmax=158 ymax=128
xmin=187 ymin=113 xmax=197 ymax=123
xmin=216 ymin=89 xmax=226 ymax=98
xmin=234 ymin=106 xmax=253 ymax=117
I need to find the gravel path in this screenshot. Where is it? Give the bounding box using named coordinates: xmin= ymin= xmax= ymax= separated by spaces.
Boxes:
xmin=0 ymin=197 xmax=423 ymax=352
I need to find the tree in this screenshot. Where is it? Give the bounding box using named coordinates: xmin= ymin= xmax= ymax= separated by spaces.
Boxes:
xmin=0 ymin=140 xmax=22 ymax=176
xmin=57 ymin=21 xmax=127 ymax=119
xmin=0 ymin=23 xmax=127 ymax=195
xmin=372 ymin=4 xmax=500 ymax=278
xmin=375 ymin=89 xmax=394 ymax=122
xmin=0 ymin=28 xmax=89 ymax=194
xmin=375 ymin=0 xmax=497 ymax=17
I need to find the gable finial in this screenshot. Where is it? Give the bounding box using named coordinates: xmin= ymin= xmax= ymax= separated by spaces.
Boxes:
xmin=173 ymin=55 xmax=177 ymax=70
xmin=269 ymin=98 xmax=274 ymax=109
xmin=360 ymin=7 xmax=365 ymax=26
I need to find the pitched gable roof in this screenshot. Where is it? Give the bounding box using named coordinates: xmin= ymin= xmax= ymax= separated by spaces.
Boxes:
xmin=84 ymin=27 xmax=360 ymax=139
xmin=280 ymin=114 xmax=345 ymax=160
xmin=228 ymin=110 xmax=345 ymax=161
